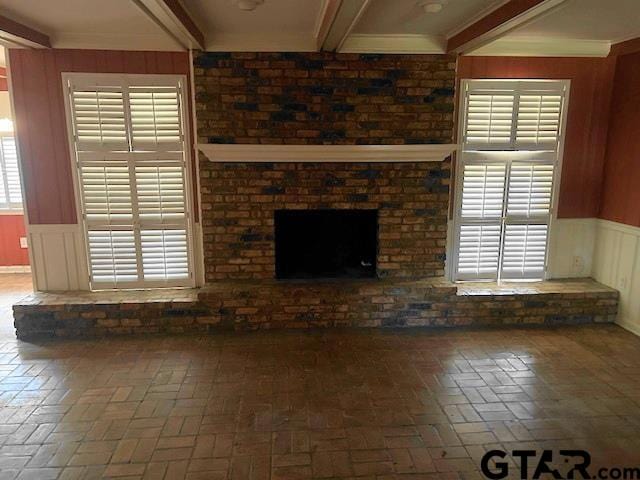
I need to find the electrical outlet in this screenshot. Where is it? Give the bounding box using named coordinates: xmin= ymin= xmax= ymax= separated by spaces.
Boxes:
xmin=572 ymin=255 xmax=583 ymax=273
xmin=19 ymin=237 xmax=28 ymax=249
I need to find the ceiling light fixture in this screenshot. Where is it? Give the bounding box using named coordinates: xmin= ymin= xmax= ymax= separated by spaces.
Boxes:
xmin=418 ymin=0 xmax=446 ymax=14
xmin=233 ymin=0 xmax=264 ymax=11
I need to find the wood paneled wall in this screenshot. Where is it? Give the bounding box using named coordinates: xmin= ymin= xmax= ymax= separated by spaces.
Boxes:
xmin=8 ymin=49 xmax=195 ymax=225
xmin=457 ymin=56 xmax=616 ymax=219
xmin=599 ymin=51 xmax=640 ymax=228
xmin=0 ymin=215 xmax=28 ymax=266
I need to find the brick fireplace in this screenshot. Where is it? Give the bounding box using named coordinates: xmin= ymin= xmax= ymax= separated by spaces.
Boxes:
xmin=199 ymin=158 xmax=450 ymax=282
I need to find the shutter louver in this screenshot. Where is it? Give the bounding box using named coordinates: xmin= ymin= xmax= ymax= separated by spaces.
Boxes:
xmin=501 ymin=224 xmax=548 ymax=278
xmin=129 ymin=87 xmax=182 ymax=151
xmin=135 ymin=165 xmax=186 ymax=222
xmin=80 ymin=165 xmax=132 ymax=223
xmin=71 ymin=90 xmax=127 ymax=151
xmin=461 ymin=164 xmax=506 ymax=219
xmin=516 ymin=95 xmax=562 ymax=147
xmin=457 ymin=224 xmax=501 ymax=278
xmin=464 ymin=93 xmax=515 ymax=147
xmin=87 ymin=230 xmax=138 ymax=284
xmin=141 ymin=229 xmax=189 ymax=280
xmin=507 ymin=163 xmax=554 ymax=217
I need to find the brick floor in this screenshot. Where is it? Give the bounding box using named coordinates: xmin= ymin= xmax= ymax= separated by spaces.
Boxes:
xmin=1 ymin=276 xmax=640 ymax=478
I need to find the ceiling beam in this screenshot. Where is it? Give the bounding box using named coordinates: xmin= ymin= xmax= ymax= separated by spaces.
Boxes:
xmin=447 ymin=0 xmax=568 ymax=54
xmin=315 ymin=0 xmax=342 ymax=50
xmin=0 ymin=14 xmax=51 ymax=48
xmin=321 ymin=0 xmax=372 ymax=52
xmin=131 ymin=0 xmax=205 ymax=50
xmin=609 ymin=37 xmax=640 ymax=57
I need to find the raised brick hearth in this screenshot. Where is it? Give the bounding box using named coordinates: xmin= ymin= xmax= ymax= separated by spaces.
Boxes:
xmin=13 ymin=279 xmax=617 ymax=338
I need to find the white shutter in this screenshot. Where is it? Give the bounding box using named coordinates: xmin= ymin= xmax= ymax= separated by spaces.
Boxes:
xmin=135 ymin=163 xmax=186 ymax=223
xmin=80 ymin=164 xmax=132 ymax=223
xmin=65 ymin=74 xmax=193 ymax=289
xmin=457 ymin=224 xmax=502 ymax=279
xmin=87 ymin=230 xmax=138 ymax=284
xmin=461 ymin=164 xmax=506 ymax=219
xmin=455 ymin=80 xmax=567 ymax=281
xmin=129 ymin=87 xmax=182 ymax=151
xmin=141 ymin=229 xmax=189 ymax=281
xmin=501 ymin=224 xmax=548 ymax=279
xmin=516 ymin=94 xmax=563 ymax=147
xmin=70 ymin=89 xmax=128 ymax=152
xmin=507 ymin=163 xmax=554 ymax=217
xmin=0 ymin=136 xmax=22 ymax=210
xmin=464 ymin=92 xmax=515 ymax=148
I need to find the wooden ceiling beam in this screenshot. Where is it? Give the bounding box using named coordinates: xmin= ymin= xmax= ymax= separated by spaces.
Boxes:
xmin=0 ymin=14 xmax=51 ymax=48
xmin=447 ymin=0 xmax=568 ymax=54
xmin=609 ymin=37 xmax=640 ymax=57
xmin=131 ymin=0 xmax=205 ymax=50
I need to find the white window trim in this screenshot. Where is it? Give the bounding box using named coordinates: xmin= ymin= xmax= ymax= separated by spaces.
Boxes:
xmin=62 ymin=73 xmax=197 ymax=290
xmin=449 ymin=79 xmax=571 ymax=282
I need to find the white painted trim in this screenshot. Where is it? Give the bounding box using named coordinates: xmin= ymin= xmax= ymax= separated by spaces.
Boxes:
xmin=468 ymin=37 xmax=611 ymax=57
xmin=617 ymin=319 xmax=640 ymax=337
xmin=322 ymin=0 xmax=372 ymax=51
xmin=0 ymin=265 xmax=30 ymax=273
xmin=597 ymin=218 xmax=640 ymax=237
xmin=314 ymin=0 xmax=341 ymax=50
xmin=131 ymin=0 xmax=204 ymax=50
xmin=340 ymin=34 xmax=445 ymax=54
xmin=199 ymin=144 xmax=457 ymax=163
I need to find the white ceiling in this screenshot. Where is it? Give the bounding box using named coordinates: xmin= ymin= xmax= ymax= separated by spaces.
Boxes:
xmin=0 ymin=0 xmax=638 ymax=56
xmin=474 ymin=0 xmax=640 ymax=56
xmin=0 ymin=0 xmax=181 ymax=50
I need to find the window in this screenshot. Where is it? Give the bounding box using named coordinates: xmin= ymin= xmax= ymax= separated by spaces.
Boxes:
xmin=0 ymin=135 xmax=22 ymax=211
xmin=64 ymin=74 xmax=193 ymax=289
xmin=453 ymin=80 xmax=568 ymax=281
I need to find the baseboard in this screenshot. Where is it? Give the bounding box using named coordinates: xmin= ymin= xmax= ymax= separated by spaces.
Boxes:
xmin=616 ymin=318 xmax=640 ymax=337
xmin=0 ymin=265 xmax=31 ymax=273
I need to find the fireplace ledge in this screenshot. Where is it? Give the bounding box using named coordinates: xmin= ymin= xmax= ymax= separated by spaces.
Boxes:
xmin=199 ymin=143 xmax=457 ymax=163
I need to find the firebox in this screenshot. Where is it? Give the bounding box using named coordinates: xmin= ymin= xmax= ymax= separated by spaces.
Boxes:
xmin=275 ymin=209 xmax=378 ymax=279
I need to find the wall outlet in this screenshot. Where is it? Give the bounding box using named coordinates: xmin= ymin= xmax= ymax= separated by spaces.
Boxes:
xmin=19 ymin=237 xmax=28 ymax=249
xmin=572 ymin=255 xmax=584 ymax=273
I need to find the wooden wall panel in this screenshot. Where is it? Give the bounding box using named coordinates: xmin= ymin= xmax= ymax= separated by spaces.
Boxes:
xmin=7 ymin=49 xmax=196 ymax=225
xmin=457 ymin=56 xmax=616 ymax=219
xmin=599 ymin=51 xmax=640 ymax=228
xmin=0 ymin=215 xmax=28 ymax=266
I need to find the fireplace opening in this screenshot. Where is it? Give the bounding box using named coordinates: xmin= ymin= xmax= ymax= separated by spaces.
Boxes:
xmin=275 ymin=209 xmax=378 ymax=279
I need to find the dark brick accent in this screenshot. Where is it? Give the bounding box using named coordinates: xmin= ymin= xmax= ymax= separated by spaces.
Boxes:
xmin=193 ymin=51 xmax=455 ymax=145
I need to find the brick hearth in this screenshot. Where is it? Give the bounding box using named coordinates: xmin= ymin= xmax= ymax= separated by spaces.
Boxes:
xmin=13 ymin=279 xmax=617 ymax=338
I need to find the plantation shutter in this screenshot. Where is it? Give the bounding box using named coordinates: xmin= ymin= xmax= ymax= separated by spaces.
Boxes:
xmin=66 ymin=74 xmax=192 ymax=289
xmin=0 ymin=136 xmax=22 ymax=210
xmin=455 ymin=80 xmax=567 ymax=281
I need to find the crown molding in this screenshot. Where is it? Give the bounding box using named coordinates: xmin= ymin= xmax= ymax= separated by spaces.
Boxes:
xmin=199 ymin=144 xmax=457 ymax=163
xmin=340 ymin=34 xmax=446 ymax=54
xmin=467 ymin=36 xmax=611 ymax=57
xmin=205 ymin=33 xmax=317 ymax=52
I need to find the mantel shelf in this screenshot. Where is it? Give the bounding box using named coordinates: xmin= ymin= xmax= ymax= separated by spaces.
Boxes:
xmin=198 ymin=144 xmax=457 ymax=163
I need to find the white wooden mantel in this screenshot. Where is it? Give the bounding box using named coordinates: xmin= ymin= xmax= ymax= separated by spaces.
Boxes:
xmin=198 ymin=144 xmax=457 ymax=163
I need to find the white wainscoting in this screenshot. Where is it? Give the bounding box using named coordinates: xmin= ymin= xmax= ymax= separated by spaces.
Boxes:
xmin=593 ymin=219 xmax=640 ymax=336
xmin=547 ymin=218 xmax=597 ymax=278
xmin=28 ymin=224 xmax=90 ymax=292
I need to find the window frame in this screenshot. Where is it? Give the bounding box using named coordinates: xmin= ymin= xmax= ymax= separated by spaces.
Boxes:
xmin=62 ymin=73 xmax=196 ymax=290
xmin=450 ymin=79 xmax=570 ymax=282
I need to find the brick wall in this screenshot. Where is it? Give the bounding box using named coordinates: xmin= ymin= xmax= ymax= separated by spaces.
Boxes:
xmin=194 ymin=52 xmax=455 ymax=145
xmin=200 ymin=159 xmax=450 ymax=282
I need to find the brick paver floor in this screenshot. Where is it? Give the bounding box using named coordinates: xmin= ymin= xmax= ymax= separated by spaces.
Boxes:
xmin=0 ymin=276 xmax=639 ymax=478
